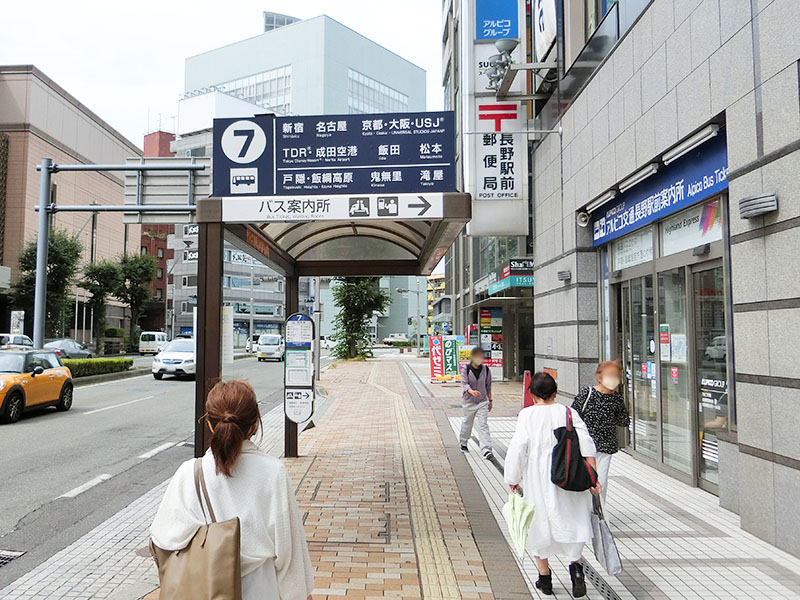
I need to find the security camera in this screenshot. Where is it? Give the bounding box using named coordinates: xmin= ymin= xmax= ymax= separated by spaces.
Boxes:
xmin=577 ymin=212 xmax=591 ymax=228
xmin=495 ymin=39 xmax=519 ymax=54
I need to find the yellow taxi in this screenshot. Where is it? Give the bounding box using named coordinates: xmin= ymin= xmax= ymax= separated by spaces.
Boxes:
xmin=0 ymin=350 xmax=73 ymax=424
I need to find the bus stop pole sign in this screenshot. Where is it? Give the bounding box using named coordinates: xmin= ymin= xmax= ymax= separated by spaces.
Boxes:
xmin=284 ymin=313 xmax=315 ymax=424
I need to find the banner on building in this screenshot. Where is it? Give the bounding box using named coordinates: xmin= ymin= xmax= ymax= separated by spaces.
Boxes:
xmin=533 ymin=0 xmax=557 ymax=61
xmin=592 ymin=133 xmax=728 ymax=246
xmin=466 ymin=0 xmax=529 ymax=236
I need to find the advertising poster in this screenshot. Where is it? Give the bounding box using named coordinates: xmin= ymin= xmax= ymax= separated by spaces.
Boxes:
xmin=659 ymin=324 xmax=671 ymax=361
xmin=479 ymin=307 xmax=503 ymax=377
xmin=671 ymin=334 xmax=688 ymax=363
xmin=10 ymin=311 xmax=24 ymax=335
xmin=429 ymin=335 xmax=444 ymax=382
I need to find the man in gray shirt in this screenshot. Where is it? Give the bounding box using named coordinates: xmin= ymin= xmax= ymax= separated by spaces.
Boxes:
xmin=459 ymin=346 xmax=494 ymax=459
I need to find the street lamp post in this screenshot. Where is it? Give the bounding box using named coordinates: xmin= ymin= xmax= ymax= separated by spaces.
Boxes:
xmin=250 ymin=264 xmax=255 ymax=350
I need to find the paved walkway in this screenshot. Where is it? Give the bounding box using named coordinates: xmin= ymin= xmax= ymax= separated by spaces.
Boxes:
xmin=3 ymin=355 xmax=800 ymax=599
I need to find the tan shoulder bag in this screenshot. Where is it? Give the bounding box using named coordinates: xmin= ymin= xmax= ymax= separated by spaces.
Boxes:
xmin=150 ymin=458 xmax=242 ymax=599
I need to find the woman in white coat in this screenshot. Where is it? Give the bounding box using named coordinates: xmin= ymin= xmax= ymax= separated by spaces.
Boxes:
xmin=505 ymin=372 xmax=601 ymax=598
xmin=151 ymin=380 xmax=314 ymax=600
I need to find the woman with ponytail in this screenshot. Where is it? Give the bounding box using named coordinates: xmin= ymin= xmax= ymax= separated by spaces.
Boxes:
xmin=150 ymin=380 xmax=314 ymax=600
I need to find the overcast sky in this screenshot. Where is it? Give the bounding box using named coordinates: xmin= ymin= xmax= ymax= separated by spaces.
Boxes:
xmin=0 ymin=0 xmax=443 ymax=148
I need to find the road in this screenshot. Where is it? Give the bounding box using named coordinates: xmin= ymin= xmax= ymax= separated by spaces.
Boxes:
xmin=0 ymin=357 xmax=286 ymax=537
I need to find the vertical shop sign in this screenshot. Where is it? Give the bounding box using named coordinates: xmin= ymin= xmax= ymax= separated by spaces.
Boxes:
xmin=465 ymin=0 xmax=529 ymax=236
xmin=429 ymin=335 xmax=444 ymax=382
xmin=533 ymin=0 xmax=557 ymax=61
xmin=479 ymin=307 xmax=504 ymax=377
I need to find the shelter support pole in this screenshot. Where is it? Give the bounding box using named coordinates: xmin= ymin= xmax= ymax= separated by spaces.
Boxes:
xmin=33 ymin=158 xmax=52 ymax=347
xmin=194 ymin=222 xmax=224 ymax=457
xmin=285 ymin=275 xmax=300 ymax=458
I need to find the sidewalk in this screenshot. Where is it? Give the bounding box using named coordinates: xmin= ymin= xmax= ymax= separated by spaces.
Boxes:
xmin=3 ymin=355 xmax=800 ymax=599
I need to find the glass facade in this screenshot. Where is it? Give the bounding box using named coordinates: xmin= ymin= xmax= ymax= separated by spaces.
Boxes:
xmin=476 ymin=237 xmax=519 ymax=280
xmin=347 ymin=69 xmax=409 ymax=114
xmin=217 ymin=65 xmax=292 ymax=114
xmin=606 ymin=195 xmax=731 ymax=490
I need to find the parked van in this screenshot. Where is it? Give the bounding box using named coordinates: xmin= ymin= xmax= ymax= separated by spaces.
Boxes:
xmin=139 ymin=331 xmax=168 ymax=355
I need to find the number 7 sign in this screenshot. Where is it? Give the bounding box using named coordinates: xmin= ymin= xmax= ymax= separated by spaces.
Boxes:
xmin=220 ymin=119 xmax=267 ymax=164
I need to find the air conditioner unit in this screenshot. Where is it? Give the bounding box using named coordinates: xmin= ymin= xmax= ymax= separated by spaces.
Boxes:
xmin=739 ymin=194 xmax=778 ymax=219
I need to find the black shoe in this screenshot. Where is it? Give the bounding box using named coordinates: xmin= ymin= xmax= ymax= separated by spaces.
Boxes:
xmin=535 ymin=572 xmax=553 ymax=595
xmin=460 ymin=444 xmax=468 ymax=452
xmin=483 ymin=449 xmax=494 ymax=460
xmin=569 ymin=561 xmax=586 ymax=598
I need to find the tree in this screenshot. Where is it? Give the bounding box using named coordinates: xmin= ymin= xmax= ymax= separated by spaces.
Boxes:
xmin=11 ymin=230 xmax=83 ymax=337
xmin=82 ymin=261 xmax=122 ymax=355
xmin=331 ymin=277 xmax=391 ymax=359
xmin=115 ymin=253 xmax=158 ymax=345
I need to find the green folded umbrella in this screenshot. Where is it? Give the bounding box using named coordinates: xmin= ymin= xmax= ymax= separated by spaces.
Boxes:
xmin=502 ymin=492 xmax=535 ymax=558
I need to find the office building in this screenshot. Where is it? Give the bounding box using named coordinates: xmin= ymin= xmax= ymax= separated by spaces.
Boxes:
xmin=170 ymin=12 xmax=427 ymax=342
xmin=183 ymin=14 xmax=425 ymax=116
xmin=139 ymin=130 xmax=176 ymax=333
xmin=443 ymin=0 xmax=800 ymax=557
xmin=0 ymin=65 xmax=141 ymax=338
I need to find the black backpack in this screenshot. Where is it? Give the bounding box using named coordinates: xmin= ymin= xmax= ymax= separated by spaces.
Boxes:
xmin=551 ymin=406 xmax=598 ymax=492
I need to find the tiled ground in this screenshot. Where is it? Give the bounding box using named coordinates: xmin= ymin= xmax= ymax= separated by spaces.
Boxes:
xmin=447 ymin=414 xmax=800 ymax=600
xmin=6 ymin=356 xmax=800 ymax=600
xmin=0 ymin=398 xmax=327 ymax=600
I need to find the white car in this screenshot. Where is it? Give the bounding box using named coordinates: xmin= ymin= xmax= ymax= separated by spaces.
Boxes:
xmin=0 ymin=334 xmax=34 ymax=351
xmin=704 ymin=336 xmax=727 ymax=360
xmin=257 ymin=334 xmax=285 ymax=362
xmin=152 ymin=339 xmax=196 ymax=380
xmin=382 ymin=333 xmax=409 ymax=346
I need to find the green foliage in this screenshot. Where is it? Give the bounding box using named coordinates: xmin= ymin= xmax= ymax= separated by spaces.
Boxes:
xmin=62 ymin=357 xmax=133 ymax=377
xmin=104 ymin=327 xmax=126 ymax=338
xmin=331 ymin=277 xmax=391 ymax=359
xmin=115 ymin=253 xmax=158 ymax=341
xmin=392 ymin=340 xmax=413 ymax=347
xmin=11 ymin=230 xmax=83 ymax=337
xmin=82 ymin=261 xmax=122 ymax=355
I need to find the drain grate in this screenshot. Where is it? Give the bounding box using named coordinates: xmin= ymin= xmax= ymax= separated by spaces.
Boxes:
xmin=584 ymin=563 xmax=622 ymax=600
xmin=0 ymin=550 xmax=24 ymax=568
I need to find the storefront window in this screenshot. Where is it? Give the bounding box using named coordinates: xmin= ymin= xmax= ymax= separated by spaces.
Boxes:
xmin=612 ymin=227 xmax=653 ymax=271
xmin=658 ymin=267 xmax=692 ymax=475
xmin=660 ymin=199 xmax=722 ymax=256
xmin=694 ymin=266 xmax=728 ymax=485
xmin=631 ymin=275 xmax=658 ymax=460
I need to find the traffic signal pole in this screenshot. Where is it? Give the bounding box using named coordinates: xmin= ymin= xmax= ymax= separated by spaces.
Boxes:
xmin=32 ymin=158 xmax=52 ymax=348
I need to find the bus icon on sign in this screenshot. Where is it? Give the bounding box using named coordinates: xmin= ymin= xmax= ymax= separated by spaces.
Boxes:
xmin=230 ymin=168 xmax=258 ymax=194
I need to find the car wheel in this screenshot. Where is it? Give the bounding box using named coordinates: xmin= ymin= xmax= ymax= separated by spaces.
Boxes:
xmin=2 ymin=392 xmax=24 ymax=424
xmin=87 ymin=354 xmax=93 ymax=359
xmin=153 ymin=373 xmax=163 ymax=380
xmin=56 ymin=384 xmax=73 ymax=412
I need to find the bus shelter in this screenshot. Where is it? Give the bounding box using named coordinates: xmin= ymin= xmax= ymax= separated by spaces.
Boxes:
xmin=192 ymin=192 xmax=469 ymax=456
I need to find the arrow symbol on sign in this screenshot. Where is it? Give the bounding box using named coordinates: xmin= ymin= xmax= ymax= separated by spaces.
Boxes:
xmin=409 ymin=195 xmax=431 ymax=216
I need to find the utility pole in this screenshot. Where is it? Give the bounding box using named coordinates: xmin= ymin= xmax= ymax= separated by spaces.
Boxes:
xmin=249 ymin=264 xmax=255 ymax=350
xmin=33 ymin=158 xmax=52 ymax=348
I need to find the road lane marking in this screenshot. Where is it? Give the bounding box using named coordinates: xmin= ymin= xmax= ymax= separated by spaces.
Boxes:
xmin=58 ymin=474 xmax=112 ymax=498
xmin=84 ymin=396 xmax=155 ymax=415
xmin=137 ymin=442 xmax=176 ymax=459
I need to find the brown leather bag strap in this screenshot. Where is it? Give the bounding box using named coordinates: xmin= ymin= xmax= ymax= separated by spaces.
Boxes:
xmin=193 ymin=459 xmax=209 ymax=525
xmin=196 ymin=458 xmax=217 ymax=523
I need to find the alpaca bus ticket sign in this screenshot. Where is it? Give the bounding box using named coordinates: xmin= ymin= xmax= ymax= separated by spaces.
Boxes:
xmin=284 ymin=313 xmax=314 ymax=424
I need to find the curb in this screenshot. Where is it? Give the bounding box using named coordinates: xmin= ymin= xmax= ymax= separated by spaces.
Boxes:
xmin=72 ymin=354 xmax=254 ymax=387
xmin=73 ymin=368 xmax=151 ymax=387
